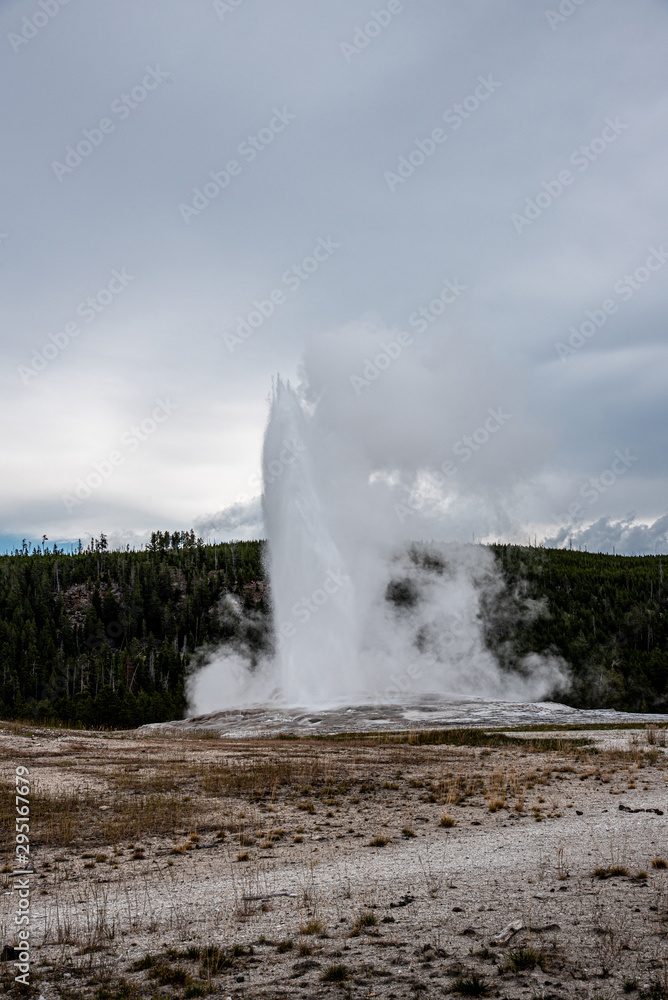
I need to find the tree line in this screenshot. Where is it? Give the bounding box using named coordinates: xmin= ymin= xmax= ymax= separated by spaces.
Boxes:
xmin=0 ymin=536 xmax=665 ymax=727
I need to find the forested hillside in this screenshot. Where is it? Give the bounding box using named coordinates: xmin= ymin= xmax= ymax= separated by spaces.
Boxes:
xmin=0 ymin=532 xmax=266 ymax=728
xmin=489 ymin=544 xmax=667 ymax=713
xmin=0 ymin=535 xmax=665 ymax=727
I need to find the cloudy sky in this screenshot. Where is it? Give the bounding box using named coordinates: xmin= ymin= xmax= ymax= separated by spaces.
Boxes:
xmin=1 ymin=0 xmax=667 ymax=555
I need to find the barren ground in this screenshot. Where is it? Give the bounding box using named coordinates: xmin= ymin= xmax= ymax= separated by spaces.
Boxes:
xmin=1 ymin=722 xmax=667 ymax=1000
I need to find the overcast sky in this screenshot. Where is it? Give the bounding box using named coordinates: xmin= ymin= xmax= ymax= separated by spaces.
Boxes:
xmin=1 ymin=0 xmax=667 ymax=555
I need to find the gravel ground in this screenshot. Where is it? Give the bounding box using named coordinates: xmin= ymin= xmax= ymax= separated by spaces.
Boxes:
xmin=0 ymin=720 xmax=667 ymax=1000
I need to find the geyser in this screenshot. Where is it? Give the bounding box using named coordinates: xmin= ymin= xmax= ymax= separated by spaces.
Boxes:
xmin=262 ymin=379 xmax=358 ymax=704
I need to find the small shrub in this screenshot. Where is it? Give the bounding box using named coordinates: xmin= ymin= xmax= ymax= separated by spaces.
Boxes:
xmin=505 ymin=946 xmax=546 ymax=973
xmin=623 ymin=978 xmax=638 ymax=993
xmin=369 ymin=836 xmax=389 ymax=847
xmin=236 ymin=851 xmax=250 ymax=862
xmin=402 ymin=827 xmax=416 ymax=838
xmin=322 ymin=964 xmax=349 ymax=982
xmin=650 ymin=857 xmax=667 ymax=870
xmin=453 ymin=972 xmax=491 ymax=996
xmin=439 ymin=814 xmax=456 ymax=828
xmin=276 ymin=940 xmax=293 ymax=953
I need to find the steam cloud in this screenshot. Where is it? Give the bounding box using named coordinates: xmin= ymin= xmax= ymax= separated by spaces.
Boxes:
xmin=189 ymin=319 xmax=569 ymax=712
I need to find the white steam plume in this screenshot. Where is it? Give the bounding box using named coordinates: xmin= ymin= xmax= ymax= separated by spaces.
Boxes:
xmin=189 ymin=319 xmax=568 ymax=712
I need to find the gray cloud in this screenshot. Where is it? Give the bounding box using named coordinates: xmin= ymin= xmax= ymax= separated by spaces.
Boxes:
xmin=544 ymin=514 xmax=668 ymax=556
xmin=1 ymin=0 xmax=667 ymax=551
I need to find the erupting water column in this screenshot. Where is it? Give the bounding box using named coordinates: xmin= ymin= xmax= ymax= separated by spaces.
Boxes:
xmin=262 ymin=380 xmax=358 ymax=705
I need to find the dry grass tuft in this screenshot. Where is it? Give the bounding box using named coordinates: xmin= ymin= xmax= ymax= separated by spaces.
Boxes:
xmin=300 ymin=918 xmax=325 ymax=935
xmin=593 ymin=865 xmax=630 ymax=879
xmin=350 ymin=910 xmax=377 ymax=936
